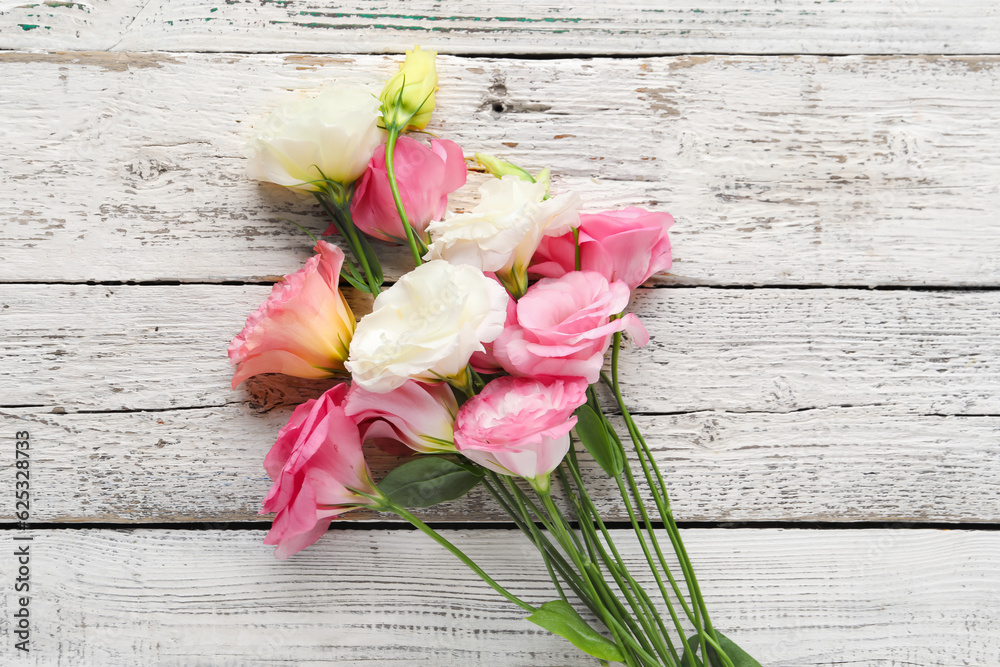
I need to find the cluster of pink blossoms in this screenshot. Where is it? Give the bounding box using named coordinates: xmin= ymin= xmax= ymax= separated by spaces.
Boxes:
xmin=230 ymin=209 xmax=672 ymax=558
xmin=231 ymin=49 xmax=673 ymax=559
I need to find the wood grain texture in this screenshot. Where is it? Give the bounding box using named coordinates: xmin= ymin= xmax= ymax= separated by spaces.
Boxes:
xmin=1 ymin=5 xmax=996 ymax=664
xmin=3 ymin=285 xmax=998 ymax=414
xmin=2 ymin=1 xmax=1000 ymax=56
xmin=2 ymin=404 xmax=998 ymax=523
xmin=0 ymin=528 xmax=996 ymax=665
xmin=3 ymin=283 xmax=997 ymax=524
xmin=1 ymin=53 xmax=999 ymax=285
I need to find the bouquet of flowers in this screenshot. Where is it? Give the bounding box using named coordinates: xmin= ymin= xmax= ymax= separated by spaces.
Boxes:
xmin=229 ymin=47 xmax=760 ymax=667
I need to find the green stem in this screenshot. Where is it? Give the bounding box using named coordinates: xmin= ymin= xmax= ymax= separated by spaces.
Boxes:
xmin=338 ymin=204 xmax=383 ymax=295
xmin=381 ymin=498 xmax=535 ymax=614
xmin=534 ymin=487 xmax=630 ymax=663
xmin=586 ymin=389 xmax=698 ymax=626
xmin=573 ymin=227 xmax=582 ymax=271
xmin=585 ymin=566 xmax=654 ymax=667
xmin=481 ymin=474 xmax=599 ymax=617
xmin=384 ymin=127 xmax=425 ymax=267
xmin=509 ymin=477 xmax=586 ymax=557
xmin=604 ymin=379 xmax=707 ymax=663
xmin=554 ymin=467 xmax=656 ymax=661
xmin=315 ymin=191 xmax=382 ymax=295
xmin=492 ymin=476 xmax=663 ymax=667
xmin=613 ymin=472 xmax=701 ymax=667
xmin=608 ymin=333 xmax=728 ymax=664
xmin=583 ymin=388 xmax=701 ymax=666
xmin=564 ymin=451 xmax=681 ymax=667
xmin=481 ymin=475 xmax=572 ymax=606
xmin=559 ymin=459 xmax=677 ymax=667
xmin=703 ymin=635 xmax=737 ymax=667
xmin=537 ymin=490 xmax=660 ymax=667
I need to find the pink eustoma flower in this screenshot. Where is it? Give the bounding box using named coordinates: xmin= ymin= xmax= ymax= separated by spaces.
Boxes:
xmin=493 ymin=271 xmax=649 ymax=384
xmin=341 ymin=136 xmax=467 ymax=243
xmin=228 ymin=240 xmax=355 ymax=388
xmin=454 ymin=376 xmax=588 ymax=483
xmin=531 ymin=207 xmax=674 ymax=290
xmin=260 ymin=384 xmax=378 ymax=559
xmin=346 ymin=380 xmax=459 ymax=455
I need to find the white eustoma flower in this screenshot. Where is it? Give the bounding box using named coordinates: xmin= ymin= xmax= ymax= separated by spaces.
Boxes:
xmin=345 ymin=260 xmax=510 ymax=393
xmin=423 ymin=175 xmax=580 ymax=294
xmin=247 ymin=86 xmax=383 ymax=191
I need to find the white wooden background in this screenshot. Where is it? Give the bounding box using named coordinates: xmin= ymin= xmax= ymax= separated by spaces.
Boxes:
xmin=2 ymin=3 xmax=999 ymax=665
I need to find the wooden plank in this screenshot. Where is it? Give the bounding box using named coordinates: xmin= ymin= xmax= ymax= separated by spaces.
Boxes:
xmin=1 ymin=53 xmax=999 ymax=286
xmin=3 ymin=283 xmax=997 ymax=523
xmin=0 ymin=528 xmax=995 ymax=665
xmin=3 ymin=285 xmax=998 ymax=414
xmin=2 ymin=2 xmax=1000 ymax=55
xmin=2 ymin=404 xmax=998 ymax=523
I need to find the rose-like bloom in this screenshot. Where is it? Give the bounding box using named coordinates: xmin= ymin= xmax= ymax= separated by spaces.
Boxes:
xmin=345 ymin=260 xmax=510 ymax=392
xmin=380 ymin=45 xmax=438 ymax=131
xmin=493 ymin=271 xmax=649 ymax=384
xmin=454 ymin=376 xmax=588 ymax=485
xmin=247 ymin=85 xmax=383 ymax=191
xmin=228 ymin=240 xmax=355 ymax=388
xmin=346 ymin=380 xmax=458 ymax=454
xmin=342 ymin=136 xmax=467 ymax=243
xmin=424 ymin=175 xmax=580 ymax=296
xmin=260 ymin=384 xmax=379 ymax=559
xmin=531 ymin=207 xmax=674 ymax=290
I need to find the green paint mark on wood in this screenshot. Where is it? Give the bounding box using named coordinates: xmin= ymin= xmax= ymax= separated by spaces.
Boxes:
xmin=18 ymin=23 xmax=39 ymax=30
xmin=270 ymin=16 xmax=577 ymax=33
xmin=292 ymin=11 xmax=581 ymax=24
xmin=372 ymin=23 xmax=423 ymax=31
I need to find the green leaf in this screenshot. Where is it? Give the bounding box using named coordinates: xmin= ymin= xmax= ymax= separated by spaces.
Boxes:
xmin=680 ymin=632 xmax=762 ymax=667
xmin=378 ymin=457 xmax=482 ymax=508
xmin=526 ymin=600 xmax=624 ymax=662
xmin=449 ymin=456 xmax=487 ymax=476
xmin=680 ymin=636 xmax=704 ymax=667
xmin=339 ymin=264 xmax=372 ymax=293
xmin=355 ymin=232 xmax=383 ymax=286
xmin=712 ymin=633 xmax=763 ymax=667
xmin=574 ymin=405 xmax=623 ymax=478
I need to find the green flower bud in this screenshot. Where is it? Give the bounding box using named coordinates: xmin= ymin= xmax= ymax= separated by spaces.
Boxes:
xmin=380 ymin=46 xmax=438 ymax=132
xmin=475 ymin=152 xmax=535 ymax=183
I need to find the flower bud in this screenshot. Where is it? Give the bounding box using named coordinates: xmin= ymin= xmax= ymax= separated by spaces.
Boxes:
xmin=475 ymin=153 xmax=535 ymax=183
xmin=380 ymin=46 xmax=439 ymax=131
xmin=534 ymin=167 xmax=551 ymax=196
